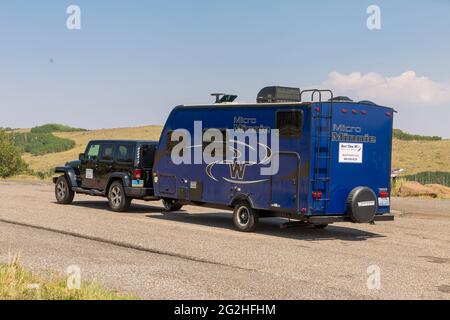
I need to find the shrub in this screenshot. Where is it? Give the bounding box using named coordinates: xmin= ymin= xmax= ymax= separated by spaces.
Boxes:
xmin=403 ymin=171 xmax=450 ymax=187
xmin=393 ymin=129 xmax=441 ymax=141
xmin=11 ymin=132 xmax=75 ymax=156
xmin=30 ymin=124 xmax=86 ymax=134
xmin=0 ymin=130 xmax=28 ymax=178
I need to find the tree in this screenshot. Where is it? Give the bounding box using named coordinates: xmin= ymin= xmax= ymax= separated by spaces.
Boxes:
xmin=0 ymin=130 xmax=27 ymax=178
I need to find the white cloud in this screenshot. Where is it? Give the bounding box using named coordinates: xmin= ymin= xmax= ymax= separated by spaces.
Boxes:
xmin=324 ymin=71 xmax=450 ymax=106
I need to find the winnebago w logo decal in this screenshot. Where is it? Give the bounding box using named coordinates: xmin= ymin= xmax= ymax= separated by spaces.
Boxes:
xmin=229 ymin=161 xmax=247 ymax=180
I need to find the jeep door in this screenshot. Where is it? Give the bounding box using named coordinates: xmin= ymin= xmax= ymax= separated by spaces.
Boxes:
xmin=81 ymin=142 xmax=101 ymax=189
xmin=97 ymin=143 xmax=115 ymax=190
xmin=114 ymin=142 xmax=135 ymax=181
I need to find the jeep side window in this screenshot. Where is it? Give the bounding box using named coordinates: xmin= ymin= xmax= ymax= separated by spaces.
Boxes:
xmin=99 ymin=144 xmax=114 ymax=161
xmin=276 ymin=110 xmax=304 ymax=137
xmin=115 ymin=144 xmax=134 ymax=163
xmin=86 ymin=144 xmax=100 ymax=161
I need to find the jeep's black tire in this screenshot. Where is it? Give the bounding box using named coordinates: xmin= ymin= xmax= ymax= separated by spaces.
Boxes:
xmin=55 ymin=175 xmax=75 ymax=204
xmin=108 ymin=181 xmax=131 ymax=212
xmin=162 ymin=198 xmax=183 ymax=212
xmin=233 ymin=201 xmax=258 ymax=232
xmin=347 ymin=186 xmax=378 ymax=223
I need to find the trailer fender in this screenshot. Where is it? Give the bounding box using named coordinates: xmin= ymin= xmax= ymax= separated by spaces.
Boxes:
xmin=230 ymin=194 xmax=255 ymax=209
xmin=54 ymin=167 xmax=78 ymax=188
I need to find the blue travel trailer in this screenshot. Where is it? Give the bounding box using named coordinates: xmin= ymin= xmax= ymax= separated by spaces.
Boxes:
xmin=153 ymin=87 xmax=395 ymax=231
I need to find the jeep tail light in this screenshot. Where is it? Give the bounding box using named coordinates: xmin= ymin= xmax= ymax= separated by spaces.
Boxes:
xmin=379 ymin=190 xmax=389 ymax=198
xmin=312 ymin=191 xmax=322 ymax=200
xmin=133 ymin=169 xmax=142 ymax=180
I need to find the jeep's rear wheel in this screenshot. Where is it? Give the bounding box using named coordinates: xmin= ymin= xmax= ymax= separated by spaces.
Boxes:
xmin=108 ymin=181 xmax=131 ymax=212
xmin=162 ymin=198 xmax=183 ymax=212
xmin=55 ymin=176 xmax=75 ymax=204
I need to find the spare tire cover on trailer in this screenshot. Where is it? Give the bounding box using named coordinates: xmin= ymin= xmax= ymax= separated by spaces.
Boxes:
xmin=346 ymin=187 xmax=378 ymax=223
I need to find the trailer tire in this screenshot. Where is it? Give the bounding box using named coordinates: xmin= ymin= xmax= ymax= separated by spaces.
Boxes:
xmin=347 ymin=186 xmax=378 ymax=223
xmin=108 ymin=181 xmax=131 ymax=212
xmin=233 ymin=201 xmax=258 ymax=232
xmin=312 ymin=224 xmax=328 ymax=229
xmin=162 ymin=198 xmax=183 ymax=212
xmin=55 ymin=175 xmax=75 ymax=204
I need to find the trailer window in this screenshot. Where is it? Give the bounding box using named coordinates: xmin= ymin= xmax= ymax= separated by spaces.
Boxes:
xmin=202 ymin=129 xmax=227 ymax=158
xmin=277 ymin=110 xmax=304 ymax=137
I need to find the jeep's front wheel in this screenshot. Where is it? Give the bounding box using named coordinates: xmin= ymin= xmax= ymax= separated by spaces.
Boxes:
xmin=108 ymin=181 xmax=131 ymax=212
xmin=162 ymin=198 xmax=183 ymax=212
xmin=55 ymin=175 xmax=75 ymax=204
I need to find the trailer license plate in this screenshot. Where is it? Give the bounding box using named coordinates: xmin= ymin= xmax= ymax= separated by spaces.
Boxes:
xmin=378 ymin=197 xmax=390 ymax=206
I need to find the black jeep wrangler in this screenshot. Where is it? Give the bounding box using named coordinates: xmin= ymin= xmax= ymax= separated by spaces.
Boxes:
xmin=53 ymin=140 xmax=180 ymax=212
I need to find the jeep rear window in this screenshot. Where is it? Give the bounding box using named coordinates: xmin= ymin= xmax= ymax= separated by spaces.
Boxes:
xmin=141 ymin=145 xmax=156 ymax=168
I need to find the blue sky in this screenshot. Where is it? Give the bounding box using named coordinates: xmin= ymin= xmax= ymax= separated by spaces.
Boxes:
xmin=1 ymin=0 xmax=449 ymax=137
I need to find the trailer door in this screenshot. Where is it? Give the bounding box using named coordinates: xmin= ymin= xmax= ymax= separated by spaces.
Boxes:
xmin=270 ymin=153 xmax=299 ymax=211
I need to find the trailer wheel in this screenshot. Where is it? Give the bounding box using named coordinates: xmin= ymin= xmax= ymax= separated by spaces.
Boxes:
xmin=162 ymin=198 xmax=183 ymax=212
xmin=55 ymin=175 xmax=75 ymax=204
xmin=347 ymin=186 xmax=378 ymax=223
xmin=233 ymin=201 xmax=258 ymax=232
xmin=108 ymin=181 xmax=131 ymax=212
xmin=312 ymin=224 xmax=328 ymax=229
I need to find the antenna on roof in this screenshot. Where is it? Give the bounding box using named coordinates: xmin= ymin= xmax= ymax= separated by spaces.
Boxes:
xmin=211 ymin=93 xmax=238 ymax=104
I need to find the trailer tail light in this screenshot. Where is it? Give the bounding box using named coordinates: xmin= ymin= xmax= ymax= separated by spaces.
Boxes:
xmin=361 ymin=110 xmax=367 ymax=115
xmin=133 ymin=169 xmax=142 ymax=180
xmin=341 ymin=108 xmax=348 ymax=114
xmin=386 ymin=112 xmax=391 ymax=117
xmin=352 ymin=109 xmax=358 ymax=115
xmin=312 ymin=191 xmax=322 ymax=200
xmin=379 ymin=190 xmax=389 ymax=198
xmin=314 ymin=107 xmax=321 ymax=113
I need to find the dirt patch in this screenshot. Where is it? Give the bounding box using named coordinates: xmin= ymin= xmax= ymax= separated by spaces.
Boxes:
xmin=398 ymin=181 xmax=438 ymax=198
xmin=425 ymin=184 xmax=450 ymax=198
xmin=397 ymin=181 xmax=450 ymax=199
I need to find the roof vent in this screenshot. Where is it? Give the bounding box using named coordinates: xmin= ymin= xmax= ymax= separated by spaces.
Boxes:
xmin=359 ymin=100 xmax=376 ymax=105
xmin=211 ymin=93 xmax=238 ymax=104
xmin=257 ymin=86 xmax=300 ymax=103
xmin=328 ymin=96 xmax=353 ymax=102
